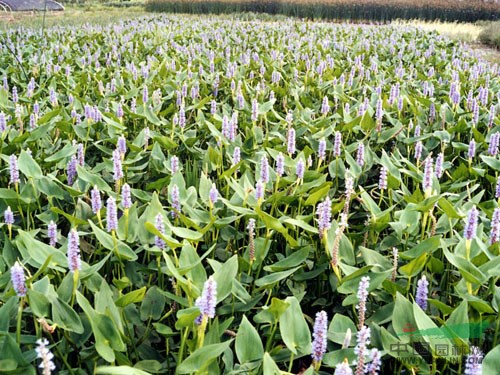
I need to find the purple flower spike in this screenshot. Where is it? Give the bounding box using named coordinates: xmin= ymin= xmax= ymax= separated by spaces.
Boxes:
xmin=334 ymin=361 xmax=353 ymax=375
xmin=317 ymin=197 xmax=332 ymax=239
xmin=117 ymin=136 xmax=127 ymax=156
xmin=496 ymin=176 xmax=500 ymax=200
xmin=209 ymin=183 xmax=218 ymax=205
xmin=29 ymin=113 xmax=37 ymax=130
xmin=91 ymin=186 xmax=102 ymax=214
xmin=488 ymin=132 xmax=499 ymax=156
xmin=318 ymin=139 xmax=326 ymax=160
xmin=11 ymin=261 xmax=26 ymax=297
xmin=414 ymin=125 xmax=421 ymax=137
xmin=9 ymin=154 xmax=20 ymax=186
xmin=416 ymin=274 xmax=429 ymax=310
xmin=464 ymin=346 xmax=483 ymax=375
xmin=311 ymin=311 xmax=328 ymax=363
xmin=36 ymin=338 xmax=56 ymax=374
xmin=232 ymin=147 xmax=241 ymax=167
xmin=276 ymin=153 xmax=285 ymax=177
xmin=255 ymin=179 xmax=264 ymax=201
xmin=321 ymin=96 xmax=330 ymax=115
xmin=422 ymin=156 xmax=433 ymax=194
xmin=48 ymin=221 xmax=57 ymax=247
xmin=333 ymin=131 xmax=342 ymax=157
xmin=210 ymin=100 xmax=217 ymax=116
xmin=464 ymin=206 xmax=479 ymax=241
xmin=468 ymin=139 xmax=476 ymax=160
xmin=77 ymin=143 xmax=85 ymax=167
xmin=366 ymin=348 xmax=382 ymax=375
xmin=121 ymin=183 xmax=132 ymax=209
xmin=171 ymin=156 xmax=179 ymax=174
xmin=379 ymin=166 xmax=387 ymax=190
xmin=195 ymin=277 xmax=218 ymax=324
xmin=155 ymin=214 xmax=165 ymax=249
xmin=106 ymin=197 xmax=118 ymax=232
xmin=356 ymin=143 xmax=365 ymax=167
xmin=67 ymin=228 xmax=81 ymax=272
xmin=67 ymin=156 xmax=77 ymax=185
xmin=356 ymin=276 xmax=370 ymax=328
xmin=251 ymin=99 xmax=258 ymax=122
xmin=260 ymin=155 xmax=269 ymax=184
xmin=4 ymin=206 xmax=14 ymax=225
xmin=415 ymin=141 xmax=423 ymax=161
xmin=112 ymin=149 xmax=123 ymax=181
xmin=490 ymin=208 xmax=500 ymax=245
xmin=296 ymin=159 xmax=305 ymax=180
xmin=435 ymin=153 xmax=444 ymax=178
xmin=0 ymin=112 xmax=7 ymax=132
xmin=171 ymin=185 xmax=181 ymax=218
xmin=287 ymin=128 xmax=296 ymax=156
xmin=354 ymin=326 xmax=371 ymax=375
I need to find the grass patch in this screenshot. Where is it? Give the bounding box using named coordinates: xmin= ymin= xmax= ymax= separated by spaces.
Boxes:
xmin=0 ymin=5 xmax=147 ymax=30
xmin=479 ymin=20 xmax=500 ymax=49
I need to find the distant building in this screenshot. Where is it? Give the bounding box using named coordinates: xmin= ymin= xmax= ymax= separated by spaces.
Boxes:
xmin=0 ymin=0 xmax=64 ymax=11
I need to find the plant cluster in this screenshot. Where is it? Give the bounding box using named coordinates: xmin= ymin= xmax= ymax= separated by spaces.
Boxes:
xmin=0 ymin=15 xmax=499 ymax=374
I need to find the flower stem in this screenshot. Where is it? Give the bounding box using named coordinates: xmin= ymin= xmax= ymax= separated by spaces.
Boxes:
xmin=16 ymin=297 xmax=24 ymax=344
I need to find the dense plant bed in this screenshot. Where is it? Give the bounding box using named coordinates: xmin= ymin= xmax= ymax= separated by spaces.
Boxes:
xmin=0 ymin=15 xmax=499 ymax=374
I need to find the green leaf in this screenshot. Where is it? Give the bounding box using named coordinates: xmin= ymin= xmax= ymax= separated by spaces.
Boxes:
xmin=442 ymin=248 xmax=487 ymax=285
xmin=0 ymin=333 xmax=28 ymax=367
xmin=483 ymin=344 xmax=500 ymax=375
xmin=18 ymin=150 xmax=43 ymax=179
xmin=27 ymin=289 xmax=50 ymax=317
xmin=52 ymin=297 xmax=84 ymax=333
xmin=255 ymin=206 xmax=298 ymax=247
xmin=401 ymin=236 xmax=441 ymax=258
xmin=140 ymin=286 xmax=166 ymax=321
xmin=0 ymin=188 xmax=20 ymax=201
xmin=17 ymin=230 xmax=67 ymax=271
xmin=255 ymin=266 xmax=301 ymax=288
xmin=264 ymin=247 xmax=310 ymax=272
xmin=412 ymin=304 xmax=455 ymax=359
xmin=76 ymin=292 xmax=119 ymax=363
xmin=399 ymin=252 xmax=428 ymax=278
xmin=145 ymin=221 xmax=182 ymax=250
xmin=168 ymin=225 xmax=203 ymax=241
xmin=438 ymin=197 xmax=462 ymax=219
xmin=304 ymin=183 xmax=331 ymax=206
xmin=177 ymin=341 xmax=233 ymax=374
xmin=89 ymin=221 xmax=138 ymax=261
xmin=262 ymin=353 xmax=281 ymax=375
xmin=115 ymin=286 xmax=146 ymax=307
xmin=282 ymin=219 xmax=318 ymax=234
xmin=212 ymin=255 xmax=238 ymax=303
xmin=279 ymin=296 xmax=311 ymax=355
xmin=51 ymin=207 xmax=87 ymax=227
xmin=392 ymin=293 xmax=417 ymax=342
xmin=235 ymin=315 xmax=264 ymax=363
xmin=175 ymin=307 xmax=200 ymax=330
xmin=327 ymin=314 xmax=357 ymax=345
xmin=96 ymin=366 xmax=152 ymax=375
xmin=76 ymin=166 xmax=112 ymax=193
xmin=94 ymin=313 xmax=126 ymax=352
xmin=444 ymin=300 xmax=469 ymax=343
xmin=254 ymin=298 xmax=290 ymax=325
xmin=480 ymin=155 xmax=500 ymax=171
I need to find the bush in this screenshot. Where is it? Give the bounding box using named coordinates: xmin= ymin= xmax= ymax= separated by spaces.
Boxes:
xmin=479 ymin=21 xmax=500 ymax=48
xmin=145 ymin=0 xmax=500 ymax=23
